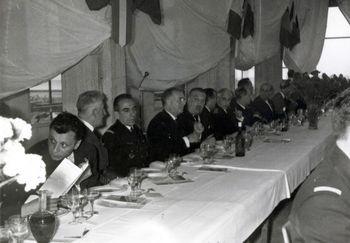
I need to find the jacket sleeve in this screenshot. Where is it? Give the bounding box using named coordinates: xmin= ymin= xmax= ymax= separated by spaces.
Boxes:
xmin=292 ymin=193 xmax=350 ymax=243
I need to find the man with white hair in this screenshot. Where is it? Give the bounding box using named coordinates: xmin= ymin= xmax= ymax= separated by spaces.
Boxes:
xmin=76 ymin=90 xmax=110 ymax=182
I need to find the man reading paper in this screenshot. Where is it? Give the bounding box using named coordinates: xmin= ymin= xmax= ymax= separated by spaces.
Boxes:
xmin=0 ymin=112 xmax=99 ymax=222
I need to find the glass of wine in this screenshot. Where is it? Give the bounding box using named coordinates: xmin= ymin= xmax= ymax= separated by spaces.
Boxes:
xmin=85 ymin=189 xmax=100 ymax=217
xmin=7 ymin=215 xmax=29 ymax=243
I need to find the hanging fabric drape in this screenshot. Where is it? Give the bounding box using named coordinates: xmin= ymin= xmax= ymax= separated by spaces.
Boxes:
xmin=235 ymin=0 xmax=289 ymax=70
xmin=338 ymin=0 xmax=350 ymax=24
xmin=0 ymin=0 xmax=110 ymax=99
xmin=126 ymin=0 xmax=232 ymax=91
xmin=283 ymin=0 xmax=328 ymax=73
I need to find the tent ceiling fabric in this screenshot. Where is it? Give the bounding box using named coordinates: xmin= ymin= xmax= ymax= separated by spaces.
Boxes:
xmin=339 ymin=0 xmax=350 ymax=24
xmin=0 ymin=0 xmax=337 ymax=98
xmin=0 ymin=0 xmax=110 ymax=99
xmin=283 ymin=0 xmax=329 ymax=73
xmin=235 ymin=0 xmax=290 ymax=70
xmin=127 ymin=0 xmax=232 ymax=91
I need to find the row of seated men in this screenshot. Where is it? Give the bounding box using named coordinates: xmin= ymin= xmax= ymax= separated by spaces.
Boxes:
xmin=0 ymin=78 xmax=303 ymax=221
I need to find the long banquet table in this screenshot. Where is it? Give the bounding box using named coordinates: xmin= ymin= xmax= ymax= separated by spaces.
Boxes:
xmin=30 ymin=117 xmax=333 ymax=243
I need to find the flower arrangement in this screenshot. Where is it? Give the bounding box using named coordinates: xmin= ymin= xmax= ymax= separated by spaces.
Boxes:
xmin=0 ymin=116 xmax=46 ymax=191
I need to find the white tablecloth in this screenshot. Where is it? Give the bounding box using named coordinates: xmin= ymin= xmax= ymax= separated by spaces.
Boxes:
xmin=38 ymin=117 xmax=333 ymax=243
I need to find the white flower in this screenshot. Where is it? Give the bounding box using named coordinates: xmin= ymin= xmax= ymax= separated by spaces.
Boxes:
xmin=0 ymin=116 xmax=46 ymax=192
xmin=16 ymin=154 xmax=46 ymax=192
xmin=10 ymin=118 xmax=32 ymax=141
xmin=0 ymin=117 xmax=14 ymax=145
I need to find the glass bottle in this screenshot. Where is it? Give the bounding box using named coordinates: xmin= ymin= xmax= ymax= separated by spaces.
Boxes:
xmin=29 ymin=190 xmax=57 ymax=243
xmin=281 ymin=107 xmax=289 ymax=132
xmin=235 ymin=121 xmax=245 ymax=157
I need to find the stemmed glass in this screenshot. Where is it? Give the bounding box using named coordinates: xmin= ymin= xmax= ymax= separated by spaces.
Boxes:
xmin=63 ymin=193 xmax=81 ymax=224
xmin=85 ymin=189 xmax=100 ymax=217
xmin=0 ymin=226 xmax=11 ymax=243
xmin=7 ymin=215 xmax=29 ymax=243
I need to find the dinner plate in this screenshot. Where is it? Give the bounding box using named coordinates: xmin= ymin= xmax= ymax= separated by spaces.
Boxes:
xmin=141 ymin=167 xmax=162 ymax=173
xmin=90 ymin=185 xmax=128 ymax=193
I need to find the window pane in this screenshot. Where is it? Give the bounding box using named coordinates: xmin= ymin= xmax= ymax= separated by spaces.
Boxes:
xmin=29 ymin=74 xmax=62 ymax=124
xmin=317 ymin=39 xmax=350 ymax=77
xmin=325 ymin=7 xmax=350 ymax=38
xmin=242 ymin=67 xmax=255 ymax=87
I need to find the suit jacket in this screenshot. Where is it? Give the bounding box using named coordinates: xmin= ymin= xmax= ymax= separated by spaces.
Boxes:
xmin=289 ymin=143 xmax=350 ymax=242
xmin=213 ymin=106 xmax=237 ymax=140
xmin=102 ymin=120 xmax=150 ymax=177
xmin=81 ymin=126 xmax=109 ymax=172
xmin=272 ymin=92 xmax=289 ymax=119
xmin=252 ymin=96 xmax=275 ymax=123
xmin=147 ymin=110 xmax=188 ymax=161
xmin=200 ymin=106 xmax=215 ymax=139
xmin=0 ymin=139 xmax=99 ymax=223
xmin=177 ymin=107 xmax=202 ymax=151
xmin=229 ymin=100 xmax=257 ymax=127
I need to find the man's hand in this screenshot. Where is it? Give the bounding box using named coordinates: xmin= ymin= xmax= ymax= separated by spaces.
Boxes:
xmin=187 ymin=132 xmax=200 ymax=143
xmin=193 ymin=121 xmax=204 ymax=134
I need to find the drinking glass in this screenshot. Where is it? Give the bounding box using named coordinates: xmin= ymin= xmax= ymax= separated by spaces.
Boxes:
xmin=0 ymin=226 xmax=10 ymax=243
xmin=223 ymin=136 xmax=232 ymax=153
xmin=128 ymin=168 xmax=143 ymax=197
xmin=7 ymin=215 xmax=29 ymax=243
xmin=85 ymin=190 xmax=100 ymax=217
xmin=64 ymin=193 xmax=81 ymax=224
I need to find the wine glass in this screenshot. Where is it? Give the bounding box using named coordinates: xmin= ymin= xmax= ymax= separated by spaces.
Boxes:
xmin=85 ymin=189 xmax=100 ymax=217
xmin=64 ymin=193 xmax=81 ymax=224
xmin=7 ymin=215 xmax=29 ymax=243
xmin=0 ymin=226 xmax=11 ymax=243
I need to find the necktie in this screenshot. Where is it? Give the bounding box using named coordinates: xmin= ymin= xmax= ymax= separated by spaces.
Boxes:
xmin=93 ymin=129 xmax=101 ymax=139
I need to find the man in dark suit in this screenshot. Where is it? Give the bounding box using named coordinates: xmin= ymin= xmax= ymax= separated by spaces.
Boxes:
xmin=272 ymin=79 xmax=296 ymax=119
xmin=1 ymin=112 xmax=99 ymax=221
xmin=252 ymin=83 xmax=275 ymax=123
xmin=147 ymin=87 xmax=201 ymax=161
xmin=76 ymin=90 xmax=110 ymax=182
xmin=230 ymin=87 xmax=257 ymax=127
xmin=177 ymin=88 xmax=206 ymax=151
xmin=213 ymin=88 xmax=237 ymax=140
xmin=200 ymin=88 xmax=217 ymax=139
xmin=102 ymin=94 xmax=150 ymax=177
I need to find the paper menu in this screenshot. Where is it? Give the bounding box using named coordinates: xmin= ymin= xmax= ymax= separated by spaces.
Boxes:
xmin=40 ymin=158 xmax=89 ymax=198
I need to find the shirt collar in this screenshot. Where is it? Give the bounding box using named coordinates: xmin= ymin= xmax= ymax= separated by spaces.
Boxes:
xmin=81 ymin=119 xmax=94 ymax=132
xmin=279 ymin=91 xmax=286 ymax=99
xmin=165 ymin=109 xmax=177 ymax=120
xmin=205 ymin=106 xmax=211 ymax=112
xmin=236 ymin=102 xmax=246 ymax=110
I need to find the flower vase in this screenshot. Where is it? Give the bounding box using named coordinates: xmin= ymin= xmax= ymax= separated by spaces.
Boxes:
xmin=307 ymin=104 xmax=319 ymax=130
xmin=29 ymin=190 xmax=57 ymax=243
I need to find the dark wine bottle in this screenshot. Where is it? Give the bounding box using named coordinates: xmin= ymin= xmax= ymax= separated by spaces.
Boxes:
xmin=29 ymin=190 xmax=57 ymax=243
xmin=235 ymin=121 xmax=245 ymax=157
xmin=281 ymin=106 xmax=289 ymax=132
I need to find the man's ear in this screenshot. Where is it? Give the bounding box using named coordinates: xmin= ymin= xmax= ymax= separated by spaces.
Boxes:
xmin=74 ymin=140 xmax=82 ymax=150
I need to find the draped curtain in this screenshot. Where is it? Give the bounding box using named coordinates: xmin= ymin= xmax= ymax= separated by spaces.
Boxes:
xmin=0 ymin=0 xmax=110 ymax=99
xmin=338 ymin=0 xmax=350 ymax=24
xmin=283 ymin=0 xmax=329 ymax=73
xmin=126 ymin=0 xmax=232 ymax=91
xmin=235 ymin=0 xmax=289 ymax=70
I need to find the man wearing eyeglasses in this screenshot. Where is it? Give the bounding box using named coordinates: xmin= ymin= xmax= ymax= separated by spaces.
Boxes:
xmin=147 ymin=87 xmax=201 ymax=161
